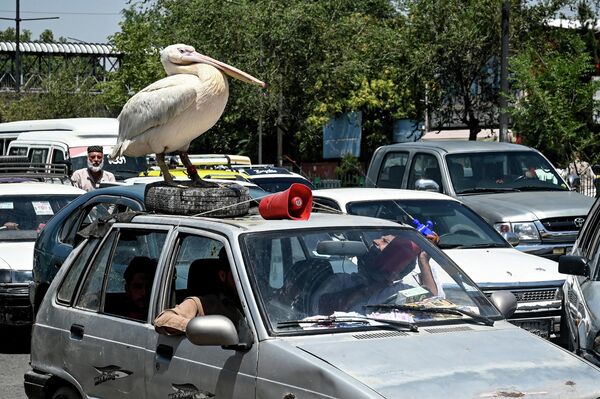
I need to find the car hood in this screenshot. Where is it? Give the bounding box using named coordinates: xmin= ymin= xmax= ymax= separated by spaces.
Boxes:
xmin=458 ymin=191 xmax=593 ymax=222
xmin=295 ymin=325 xmax=600 ymax=398
xmin=443 ymin=248 xmax=563 ymax=286
xmin=0 ymin=241 xmax=34 ymax=270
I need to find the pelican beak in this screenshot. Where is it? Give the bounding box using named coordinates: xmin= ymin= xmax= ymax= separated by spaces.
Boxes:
xmin=183 ymin=52 xmax=267 ymax=88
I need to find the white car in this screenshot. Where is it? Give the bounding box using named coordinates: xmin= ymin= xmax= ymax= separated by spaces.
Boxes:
xmin=0 ymin=178 xmax=84 ymax=326
xmin=313 ymin=187 xmax=564 ymax=339
xmin=231 ymin=165 xmax=315 ymax=193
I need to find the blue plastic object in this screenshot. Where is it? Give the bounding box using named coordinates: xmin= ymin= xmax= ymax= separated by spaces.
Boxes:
xmin=412 ymin=218 xmax=435 ymax=237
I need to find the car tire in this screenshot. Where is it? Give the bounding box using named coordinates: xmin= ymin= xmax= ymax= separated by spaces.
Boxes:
xmin=52 ymin=386 xmax=81 ymax=399
xmin=145 ymin=181 xmax=251 ymax=217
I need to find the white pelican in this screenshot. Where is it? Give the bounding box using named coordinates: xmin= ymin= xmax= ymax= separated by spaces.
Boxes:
xmin=111 ymin=43 xmax=266 ymax=185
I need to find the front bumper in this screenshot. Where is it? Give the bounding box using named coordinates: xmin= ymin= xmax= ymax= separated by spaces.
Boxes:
xmin=515 ymin=242 xmax=572 ymax=260
xmin=24 ymin=370 xmax=52 ymax=399
xmin=0 ymin=284 xmax=33 ymax=326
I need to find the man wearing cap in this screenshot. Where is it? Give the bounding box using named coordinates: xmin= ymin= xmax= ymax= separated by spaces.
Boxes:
xmin=71 ymin=145 xmax=116 ymax=191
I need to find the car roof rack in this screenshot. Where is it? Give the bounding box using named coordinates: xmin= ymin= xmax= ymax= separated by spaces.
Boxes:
xmin=0 ymin=156 xmax=71 ymax=184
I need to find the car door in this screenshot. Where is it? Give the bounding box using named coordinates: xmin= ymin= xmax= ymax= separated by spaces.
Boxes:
xmin=147 ymin=229 xmax=259 ymax=398
xmin=63 ymin=225 xmax=169 ymax=398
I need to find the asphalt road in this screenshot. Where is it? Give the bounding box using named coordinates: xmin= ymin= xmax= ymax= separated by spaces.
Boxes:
xmin=0 ymin=326 xmax=31 ymax=399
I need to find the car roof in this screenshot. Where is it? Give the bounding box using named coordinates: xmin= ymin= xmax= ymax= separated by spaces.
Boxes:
xmin=0 ymin=182 xmax=85 ymax=195
xmin=379 ymin=140 xmax=534 ymax=154
xmin=79 ymin=182 xmax=147 ymax=201
xmin=314 ymin=187 xmax=458 ymax=205
xmin=129 ymin=212 xmax=403 ymax=234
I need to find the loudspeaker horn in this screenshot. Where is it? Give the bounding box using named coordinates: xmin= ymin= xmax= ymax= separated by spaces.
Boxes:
xmin=259 ymin=183 xmax=312 ymax=220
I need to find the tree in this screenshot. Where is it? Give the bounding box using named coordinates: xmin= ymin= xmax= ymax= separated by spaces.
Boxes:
xmin=509 ymin=31 xmax=600 ymax=166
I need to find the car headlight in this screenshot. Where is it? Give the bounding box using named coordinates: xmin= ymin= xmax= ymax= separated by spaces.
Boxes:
xmin=494 ymin=222 xmax=540 ymax=241
xmin=0 ymin=270 xmax=11 ymax=283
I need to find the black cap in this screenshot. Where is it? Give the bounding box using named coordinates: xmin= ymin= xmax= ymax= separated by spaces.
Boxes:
xmin=87 ymin=145 xmax=103 ymax=154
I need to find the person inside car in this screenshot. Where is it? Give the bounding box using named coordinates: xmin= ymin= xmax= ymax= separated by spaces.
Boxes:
xmin=154 ymin=249 xmax=252 ymax=342
xmin=122 ymin=256 xmax=157 ymax=320
xmin=317 ymin=232 xmax=441 ymax=315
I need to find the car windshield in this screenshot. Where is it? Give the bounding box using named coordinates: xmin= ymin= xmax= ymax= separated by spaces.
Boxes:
xmin=252 ymin=177 xmax=316 ymax=193
xmin=345 ymin=199 xmax=508 ymax=250
xmin=241 ymin=226 xmax=500 ymax=334
xmin=0 ymin=194 xmax=78 ymax=239
xmin=446 ymin=151 xmax=568 ymax=194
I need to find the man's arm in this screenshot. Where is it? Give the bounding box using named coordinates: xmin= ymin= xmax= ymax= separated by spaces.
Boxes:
xmin=154 ymin=297 xmax=204 ymax=335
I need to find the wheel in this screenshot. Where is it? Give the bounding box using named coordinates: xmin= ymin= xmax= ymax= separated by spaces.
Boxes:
xmin=144 ymin=181 xmax=251 ymax=217
xmin=51 ymin=386 xmax=81 ymax=399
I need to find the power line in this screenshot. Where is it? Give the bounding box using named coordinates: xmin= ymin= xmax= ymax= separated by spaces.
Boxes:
xmin=0 ymin=10 xmax=120 ymax=16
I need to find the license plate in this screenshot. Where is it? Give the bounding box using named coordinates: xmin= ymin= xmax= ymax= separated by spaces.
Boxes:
xmin=512 ymin=320 xmax=551 ymax=338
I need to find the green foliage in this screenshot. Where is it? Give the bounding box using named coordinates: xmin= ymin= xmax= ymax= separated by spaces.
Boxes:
xmin=509 ymin=32 xmax=600 ymax=166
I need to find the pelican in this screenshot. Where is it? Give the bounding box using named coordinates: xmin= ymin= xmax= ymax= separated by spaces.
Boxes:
xmin=111 ymin=43 xmax=266 ymax=185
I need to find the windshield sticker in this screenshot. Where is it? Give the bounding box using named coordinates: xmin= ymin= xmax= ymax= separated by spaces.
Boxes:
xmin=0 ymin=202 xmax=13 ymax=209
xmin=32 ymin=201 xmax=54 ymax=216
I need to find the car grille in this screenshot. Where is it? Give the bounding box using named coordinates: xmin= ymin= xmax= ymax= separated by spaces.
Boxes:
xmin=541 ymin=216 xmax=586 ymax=232
xmin=485 ymin=288 xmax=559 ymax=302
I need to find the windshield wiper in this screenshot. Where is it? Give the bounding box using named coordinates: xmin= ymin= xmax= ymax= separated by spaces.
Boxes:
xmin=514 ymin=186 xmax=566 ymax=192
xmin=277 ymin=315 xmax=418 ymax=332
xmin=364 ymin=304 xmax=494 ymax=327
xmin=457 ymin=188 xmax=520 ymax=194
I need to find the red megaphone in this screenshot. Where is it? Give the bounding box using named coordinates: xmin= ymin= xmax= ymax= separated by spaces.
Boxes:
xmin=259 ymin=183 xmax=313 ymax=220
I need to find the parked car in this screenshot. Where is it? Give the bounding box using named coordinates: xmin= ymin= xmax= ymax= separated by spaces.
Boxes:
xmin=26 ymin=208 xmax=600 ymax=398
xmin=559 ymin=194 xmax=600 ymax=366
xmin=31 ymin=180 xmax=267 ymax=313
xmin=0 ymin=176 xmax=84 ymax=326
xmin=232 ymin=165 xmax=315 ymax=192
xmin=365 ymin=140 xmax=594 ymax=260
xmin=313 ymin=187 xmax=564 ymax=340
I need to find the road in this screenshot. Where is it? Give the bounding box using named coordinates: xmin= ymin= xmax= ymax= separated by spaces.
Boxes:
xmin=0 ymin=326 xmax=31 ymax=399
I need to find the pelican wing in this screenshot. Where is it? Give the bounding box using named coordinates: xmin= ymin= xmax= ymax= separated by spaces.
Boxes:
xmin=117 ymin=74 xmax=200 ymax=141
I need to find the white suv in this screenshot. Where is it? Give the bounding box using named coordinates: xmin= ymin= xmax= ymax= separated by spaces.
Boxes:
xmin=0 ymin=177 xmax=84 ymax=326
xmin=313 ymin=187 xmax=564 ymax=340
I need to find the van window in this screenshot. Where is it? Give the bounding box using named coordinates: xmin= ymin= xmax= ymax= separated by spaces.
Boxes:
xmin=30 ymin=148 xmax=49 ymax=164
xmin=0 ymin=138 xmax=16 ymax=156
xmin=52 ymin=149 xmax=65 ymax=163
xmin=8 ymin=146 xmax=27 ymax=157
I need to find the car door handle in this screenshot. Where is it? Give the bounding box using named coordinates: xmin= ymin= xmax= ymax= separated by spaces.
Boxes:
xmin=156 ymin=344 xmax=173 ymax=361
xmin=70 ymin=324 xmax=84 ymax=340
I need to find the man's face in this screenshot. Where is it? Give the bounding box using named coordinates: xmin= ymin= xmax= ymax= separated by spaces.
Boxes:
xmin=87 ymin=151 xmax=104 ymax=171
xmin=126 ymin=272 xmax=151 ymax=309
xmin=372 ymin=234 xmax=396 ymax=251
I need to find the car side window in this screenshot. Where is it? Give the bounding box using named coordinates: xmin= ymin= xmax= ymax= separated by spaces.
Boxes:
xmin=57 ymin=237 xmax=101 ymax=305
xmin=408 ymin=153 xmax=442 ymax=191
xmin=312 ymin=198 xmax=341 ymax=213
xmin=377 ymin=152 xmax=408 ymax=188
xmin=76 ymin=231 xmax=118 ymax=311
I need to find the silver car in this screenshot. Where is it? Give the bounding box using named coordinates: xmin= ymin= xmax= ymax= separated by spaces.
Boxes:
xmin=26 ymin=212 xmax=600 ymax=398
xmin=560 ymin=195 xmax=600 ymax=366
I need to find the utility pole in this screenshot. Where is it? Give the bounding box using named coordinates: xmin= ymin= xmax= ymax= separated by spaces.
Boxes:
xmin=498 ymin=0 xmax=510 ymax=142
xmin=0 ymin=0 xmax=58 ymax=92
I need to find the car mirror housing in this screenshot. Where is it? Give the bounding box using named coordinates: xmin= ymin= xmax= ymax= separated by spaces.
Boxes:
xmin=414 ymin=179 xmax=440 ymax=193
xmin=567 ymin=174 xmax=581 ymax=190
xmin=502 ymin=232 xmax=520 ymax=247
xmin=489 ymin=291 xmax=517 ymax=319
xmin=558 ymin=255 xmax=589 ymax=277
xmin=186 ymin=315 xmax=239 ymax=347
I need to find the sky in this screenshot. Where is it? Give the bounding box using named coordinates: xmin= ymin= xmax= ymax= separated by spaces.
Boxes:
xmin=0 ymin=0 xmax=129 ymax=43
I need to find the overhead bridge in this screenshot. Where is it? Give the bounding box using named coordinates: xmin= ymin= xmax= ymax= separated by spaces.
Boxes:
xmin=0 ymin=41 xmax=122 ymax=93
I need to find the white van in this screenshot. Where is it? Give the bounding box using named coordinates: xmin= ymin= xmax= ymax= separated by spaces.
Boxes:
xmin=3 ymin=118 xmax=148 ymax=180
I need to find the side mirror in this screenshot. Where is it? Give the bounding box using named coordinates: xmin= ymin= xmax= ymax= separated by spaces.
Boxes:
xmin=567 ymin=174 xmax=581 ymax=190
xmin=186 ymin=315 xmax=239 ymax=347
xmin=489 ymin=291 xmax=517 ymax=319
xmin=558 ymin=255 xmax=589 ymax=277
xmin=415 ymin=179 xmax=440 ymax=192
xmin=502 ymin=232 xmax=519 ymax=247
